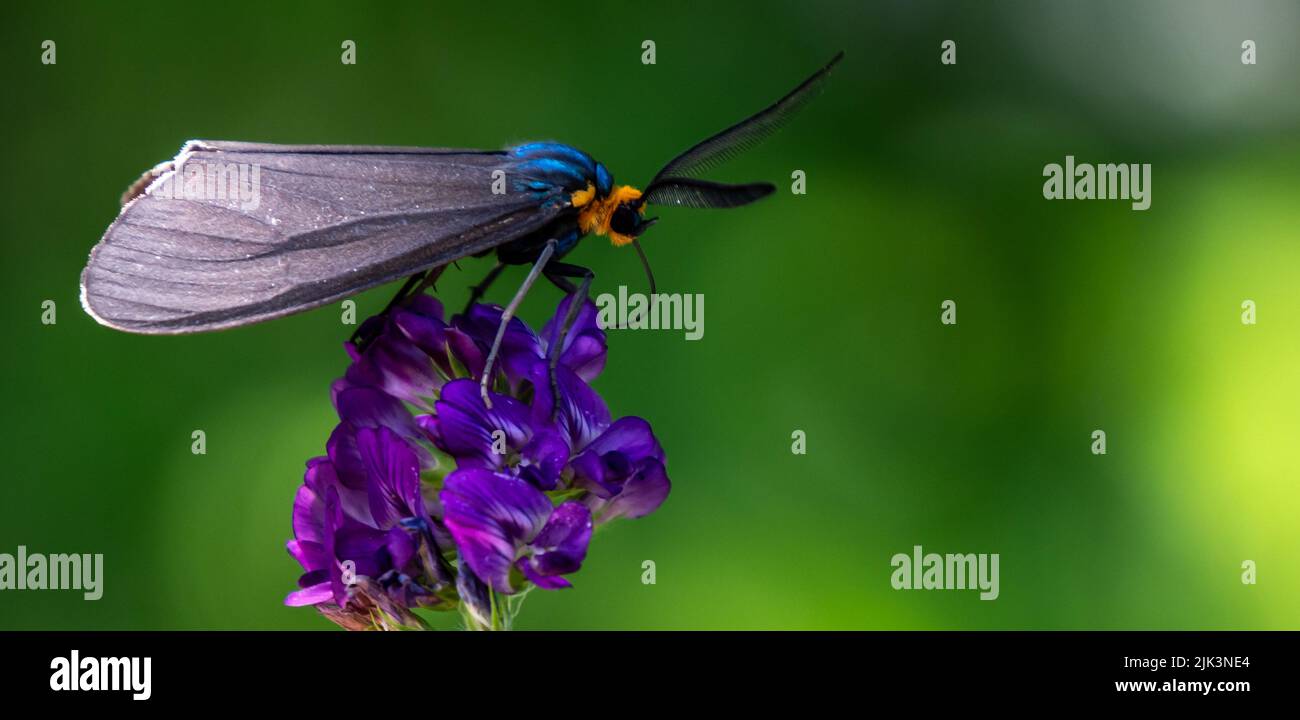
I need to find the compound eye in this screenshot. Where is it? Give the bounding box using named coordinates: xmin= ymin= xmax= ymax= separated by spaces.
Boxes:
xmin=610 ymin=204 xmax=638 ymax=235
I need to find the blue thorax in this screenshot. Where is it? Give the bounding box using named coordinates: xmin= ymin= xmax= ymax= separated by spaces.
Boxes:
xmin=509 ymin=142 xmax=613 ymax=202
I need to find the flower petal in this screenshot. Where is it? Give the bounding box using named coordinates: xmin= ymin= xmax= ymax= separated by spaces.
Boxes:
xmin=429 ymin=379 xmax=533 ymax=470
xmin=541 ymin=296 xmax=607 ymax=382
xmin=286 ymin=539 xmax=328 ymax=573
xmin=518 ymin=564 xmax=572 ymax=590
xmin=344 ymin=333 xmax=442 ymax=410
xmin=334 ymin=387 xmax=424 ymax=438
xmin=354 ymin=425 xmax=425 ymax=529
xmin=453 ymin=304 xmax=542 ymax=386
xmin=584 ymin=416 xmax=664 ymax=464
xmin=392 ymin=297 xmax=478 ymax=381
xmin=588 ymin=457 xmax=671 ymax=523
xmin=528 ymin=363 xmax=610 ymax=453
xmin=522 ymin=501 xmax=592 ymax=578
xmin=570 ymin=417 xmax=665 ymax=495
xmin=292 ymin=459 xmax=332 ymax=547
xmin=440 ymin=469 xmax=552 ymax=594
xmin=332 ymin=387 xmax=437 ymax=472
xmin=285 ymin=582 xmax=334 ymax=607
xmin=334 ymin=524 xmax=389 ymax=578
xmin=455 ymin=563 xmax=493 ymax=629
xmin=518 ymin=430 xmax=569 ymax=491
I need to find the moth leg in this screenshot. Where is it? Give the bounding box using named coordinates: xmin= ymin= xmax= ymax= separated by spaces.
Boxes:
xmin=349 ymin=270 xmax=425 ymax=345
xmin=463 ymin=261 xmax=506 ymax=313
xmin=542 ymin=262 xmax=595 ymax=420
xmin=480 ymin=240 xmax=558 ymax=406
xmin=545 ymin=272 xmax=576 ymax=295
xmin=405 ymin=263 xmax=447 ymax=300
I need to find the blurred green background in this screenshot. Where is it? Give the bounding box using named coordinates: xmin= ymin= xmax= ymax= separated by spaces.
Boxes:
xmin=1 ymin=0 xmax=1297 ymax=630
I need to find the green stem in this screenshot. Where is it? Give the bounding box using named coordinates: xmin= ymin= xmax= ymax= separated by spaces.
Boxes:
xmin=489 ymin=588 xmax=505 ymax=631
xmin=478 ymin=586 xmax=533 ymax=630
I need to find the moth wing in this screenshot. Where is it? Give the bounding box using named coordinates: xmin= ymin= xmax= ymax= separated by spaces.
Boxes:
xmin=82 ymin=140 xmax=559 ymax=334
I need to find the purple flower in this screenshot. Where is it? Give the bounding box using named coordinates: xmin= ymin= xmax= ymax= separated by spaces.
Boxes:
xmin=422 ymin=373 xmax=670 ymax=523
xmin=286 ymin=426 xmax=449 ymax=630
xmin=285 ymin=295 xmax=670 ymax=630
xmin=452 ymin=294 xmax=607 ymax=390
xmin=441 ymin=469 xmax=592 ymax=593
xmin=569 ymin=417 xmax=671 ymax=523
xmin=421 ymin=380 xmax=570 ymax=490
xmin=337 ymin=296 xmax=483 ymax=411
xmin=527 ymin=362 xmax=670 ymax=522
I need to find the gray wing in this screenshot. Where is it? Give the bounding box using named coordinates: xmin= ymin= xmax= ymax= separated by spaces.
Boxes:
xmin=81 ymin=140 xmax=561 ymax=334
